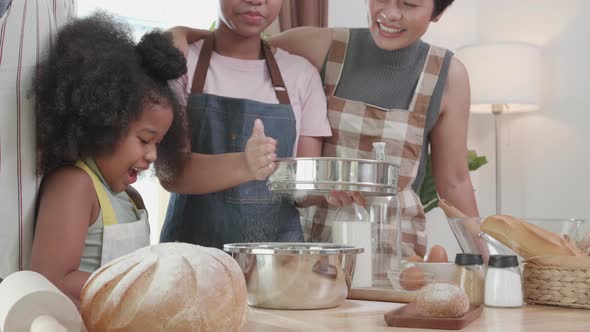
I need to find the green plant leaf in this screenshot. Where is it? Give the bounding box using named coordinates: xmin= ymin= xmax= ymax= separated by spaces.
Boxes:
xmin=467 ymin=149 xmax=488 ymax=171
xmin=418 ymin=149 xmax=487 ymax=212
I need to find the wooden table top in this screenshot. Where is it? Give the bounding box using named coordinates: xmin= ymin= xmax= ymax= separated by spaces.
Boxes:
xmin=242 ymin=300 xmax=590 ymax=332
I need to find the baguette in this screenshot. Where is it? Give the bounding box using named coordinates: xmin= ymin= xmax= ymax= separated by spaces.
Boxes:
xmin=481 ymin=215 xmax=586 ymax=259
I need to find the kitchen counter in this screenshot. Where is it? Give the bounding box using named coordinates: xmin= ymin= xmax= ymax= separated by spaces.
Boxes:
xmin=242 ymin=300 xmax=590 ymax=331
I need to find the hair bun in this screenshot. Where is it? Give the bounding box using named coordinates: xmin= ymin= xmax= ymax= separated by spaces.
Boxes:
xmin=136 ymin=31 xmax=187 ymax=82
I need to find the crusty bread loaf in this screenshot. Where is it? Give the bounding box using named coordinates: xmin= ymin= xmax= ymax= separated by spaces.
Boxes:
xmin=80 ymin=243 xmax=248 ymax=332
xmin=416 ymin=283 xmax=469 ymax=318
xmin=481 ymin=215 xmax=586 ymax=259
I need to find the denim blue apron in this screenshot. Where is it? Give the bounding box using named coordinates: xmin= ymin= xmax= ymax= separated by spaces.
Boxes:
xmin=160 ymin=34 xmax=303 ymax=249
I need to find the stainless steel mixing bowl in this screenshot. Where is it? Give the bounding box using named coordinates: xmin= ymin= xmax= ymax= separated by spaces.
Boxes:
xmin=267 ymin=157 xmax=399 ymax=196
xmin=223 ymin=243 xmax=363 ymax=310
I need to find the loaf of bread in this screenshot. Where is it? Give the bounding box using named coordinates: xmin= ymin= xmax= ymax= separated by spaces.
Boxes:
xmin=481 ymin=215 xmax=586 ymax=259
xmin=415 ymin=283 xmax=469 ymax=318
xmin=80 ymin=243 xmax=248 ymax=332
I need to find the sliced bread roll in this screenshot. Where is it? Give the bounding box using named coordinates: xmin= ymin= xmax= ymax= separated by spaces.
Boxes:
xmin=415 ymin=283 xmax=470 ymax=318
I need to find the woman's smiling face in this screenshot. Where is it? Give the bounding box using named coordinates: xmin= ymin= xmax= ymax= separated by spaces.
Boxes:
xmin=368 ymin=0 xmax=440 ymax=51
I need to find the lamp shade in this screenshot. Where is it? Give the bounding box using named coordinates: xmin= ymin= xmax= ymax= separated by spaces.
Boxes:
xmin=456 ymin=43 xmax=541 ymax=114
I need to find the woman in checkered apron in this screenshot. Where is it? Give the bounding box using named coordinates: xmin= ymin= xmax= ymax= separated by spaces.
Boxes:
xmin=272 ymin=0 xmax=479 ymax=257
xmin=0 ymin=0 xmax=76 ymax=279
xmin=171 ymin=0 xmax=479 ymax=258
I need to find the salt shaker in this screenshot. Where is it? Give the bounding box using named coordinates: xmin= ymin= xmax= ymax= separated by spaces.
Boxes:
xmin=453 ymin=254 xmax=485 ymax=305
xmin=484 ymin=255 xmax=524 ymax=307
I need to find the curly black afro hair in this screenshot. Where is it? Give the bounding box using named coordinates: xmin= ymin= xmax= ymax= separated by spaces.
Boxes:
xmin=35 ymin=11 xmax=188 ymax=180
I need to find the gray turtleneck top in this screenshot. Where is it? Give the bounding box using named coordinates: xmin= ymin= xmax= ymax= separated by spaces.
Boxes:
xmin=327 ymin=28 xmax=453 ymax=192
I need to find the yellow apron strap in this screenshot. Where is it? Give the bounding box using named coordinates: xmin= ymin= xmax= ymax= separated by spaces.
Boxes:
xmin=75 ymin=160 xmax=118 ymax=226
xmin=129 ymin=198 xmax=138 ymax=211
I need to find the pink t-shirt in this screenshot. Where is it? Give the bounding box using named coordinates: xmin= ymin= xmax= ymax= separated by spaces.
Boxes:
xmin=171 ymin=40 xmax=331 ymax=155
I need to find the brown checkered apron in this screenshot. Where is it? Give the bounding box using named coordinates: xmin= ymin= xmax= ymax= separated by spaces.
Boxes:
xmin=303 ymin=28 xmax=446 ymax=258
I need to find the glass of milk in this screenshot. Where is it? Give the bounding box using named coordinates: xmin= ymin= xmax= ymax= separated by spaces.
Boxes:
xmin=332 ymin=204 xmax=372 ymax=288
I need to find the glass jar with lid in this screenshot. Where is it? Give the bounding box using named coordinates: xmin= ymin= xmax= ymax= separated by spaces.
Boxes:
xmin=485 ymin=255 xmax=523 ymax=307
xmin=454 ymin=253 xmax=485 ymax=305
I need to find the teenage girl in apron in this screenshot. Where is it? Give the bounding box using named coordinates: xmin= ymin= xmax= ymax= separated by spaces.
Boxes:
xmin=161 ymin=35 xmax=304 ymax=248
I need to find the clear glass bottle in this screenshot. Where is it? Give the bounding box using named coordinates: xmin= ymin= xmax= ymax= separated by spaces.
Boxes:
xmin=368 ymin=196 xmax=401 ymax=287
xmin=485 ymin=255 xmax=524 ymax=307
xmin=368 ymin=142 xmax=402 ymax=286
xmin=454 ymin=253 xmax=485 ymax=305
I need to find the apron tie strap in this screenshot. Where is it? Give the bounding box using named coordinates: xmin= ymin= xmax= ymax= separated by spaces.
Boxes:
xmin=262 ymin=40 xmax=291 ymax=105
xmin=75 ymin=161 xmax=118 ymax=227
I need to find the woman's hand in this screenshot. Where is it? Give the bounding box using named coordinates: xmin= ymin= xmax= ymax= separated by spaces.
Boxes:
xmin=294 ymin=191 xmax=366 ymax=208
xmin=326 ymin=191 xmax=366 ymax=207
xmin=245 ymin=119 xmax=277 ymax=180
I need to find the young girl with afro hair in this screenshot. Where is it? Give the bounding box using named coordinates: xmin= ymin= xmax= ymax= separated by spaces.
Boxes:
xmin=30 ymin=12 xmax=187 ymax=305
xmin=30 ymin=12 xmax=277 ymax=305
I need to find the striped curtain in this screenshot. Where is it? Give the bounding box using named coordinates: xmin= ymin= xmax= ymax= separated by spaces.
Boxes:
xmin=279 ymin=0 xmax=329 ymax=30
xmin=266 ymin=0 xmax=329 ymax=35
xmin=0 ymin=0 xmax=76 ymax=278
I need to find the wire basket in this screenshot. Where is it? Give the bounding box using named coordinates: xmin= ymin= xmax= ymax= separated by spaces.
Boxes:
xmin=523 ymin=256 xmax=590 ymax=309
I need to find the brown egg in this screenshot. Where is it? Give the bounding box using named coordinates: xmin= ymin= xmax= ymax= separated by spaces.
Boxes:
xmin=426 ymin=245 xmax=448 ymax=263
xmin=399 ymin=267 xmax=426 ymax=291
xmin=406 ymin=255 xmax=424 ymax=263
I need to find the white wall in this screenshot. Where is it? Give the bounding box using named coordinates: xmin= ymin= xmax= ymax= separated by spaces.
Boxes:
xmin=329 ymin=1 xmax=590 ymax=232
xmin=329 ymin=0 xmax=367 ymax=28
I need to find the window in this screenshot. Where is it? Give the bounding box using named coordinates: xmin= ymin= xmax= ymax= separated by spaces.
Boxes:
xmin=77 ymin=1 xmax=217 ymax=243
xmin=78 ymin=1 xmax=218 ymax=38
